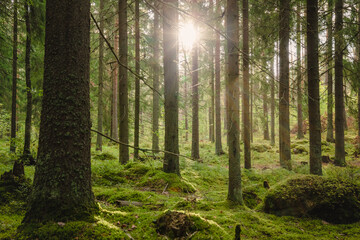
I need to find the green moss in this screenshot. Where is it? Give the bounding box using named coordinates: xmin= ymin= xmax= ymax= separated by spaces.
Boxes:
xmin=93 ymin=152 xmax=116 ymax=161
xmin=251 ymin=143 xmax=272 ymax=153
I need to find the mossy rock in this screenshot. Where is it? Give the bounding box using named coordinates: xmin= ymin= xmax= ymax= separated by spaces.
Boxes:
xmin=243 ymin=187 xmax=262 ymax=209
xmin=291 ymin=145 xmax=308 ymax=154
xmin=264 ymin=175 xmax=360 ymax=224
xmin=17 ymin=221 xmax=129 ymax=240
xmin=0 ymin=171 xmax=32 ymax=204
xmin=251 ymin=143 xmax=272 ymax=153
xmin=93 ymin=152 xmax=117 ymax=161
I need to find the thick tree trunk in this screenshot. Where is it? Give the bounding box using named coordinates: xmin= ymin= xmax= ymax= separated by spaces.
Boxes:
xmin=334 ymin=0 xmax=346 ymax=166
xmin=96 ymin=0 xmax=104 ymax=152
xmin=23 ymin=0 xmax=97 ymax=223
xmin=270 ymin=56 xmax=275 ymax=146
xmin=307 ymin=0 xmax=322 ymax=175
xmin=119 ymin=0 xmax=129 ymax=164
xmin=134 ymin=0 xmax=140 ymax=159
xmin=163 ymin=0 xmax=180 ymax=175
xmin=10 ymin=0 xmax=17 ymax=153
xmin=358 ymin=3 xmax=360 ymax=137
xmin=111 ymin=15 xmax=119 ymax=140
xmin=215 ymin=0 xmax=223 ymax=155
xmin=23 ymin=1 xmax=32 ymax=157
xmin=326 ymin=0 xmax=334 ymax=142
xmin=152 ymin=2 xmax=160 ymax=151
xmin=279 ymin=0 xmax=292 ymax=170
xmin=209 ymin=0 xmax=215 ymax=144
xmin=243 ymin=0 xmax=251 ymax=169
xmin=227 ymin=0 xmax=242 ymax=204
xmin=296 ymin=3 xmax=304 ymax=139
xmin=191 ymin=1 xmax=200 ymax=160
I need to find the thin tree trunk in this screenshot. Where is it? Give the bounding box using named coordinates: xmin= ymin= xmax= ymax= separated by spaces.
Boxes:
xmin=134 ymin=0 xmax=140 ymax=159
xmin=184 ymin=66 xmax=188 ymax=142
xmin=215 ymin=0 xmax=223 ymax=155
xmin=111 ymin=16 xmax=119 ymax=140
xmin=163 ymin=0 xmax=180 ymax=175
xmin=152 ymin=2 xmax=160 ymax=151
xmin=243 ymin=0 xmax=251 ymax=168
xmin=334 ymin=0 xmax=345 ymax=166
xmin=191 ymin=0 xmax=200 ymax=160
xmin=209 ymin=0 xmax=215 ymax=143
xmin=10 ymin=0 xmax=17 ymax=153
xmin=296 ymin=2 xmax=304 ymax=139
xmin=23 ymin=1 xmax=32 ymax=157
xmin=227 ymin=0 xmax=242 ymax=204
xmin=326 ymin=0 xmax=334 ymax=142
xmin=119 ymin=0 xmax=129 ymax=164
xmin=307 ymin=0 xmax=322 ymax=175
xmin=263 ymin=87 xmax=269 ymax=140
xmin=96 ymin=0 xmax=104 ymax=151
xmin=270 ymin=55 xmax=275 ymax=146
xmin=279 ymin=0 xmax=291 ymax=170
xmin=250 ymin=73 xmax=253 ymax=143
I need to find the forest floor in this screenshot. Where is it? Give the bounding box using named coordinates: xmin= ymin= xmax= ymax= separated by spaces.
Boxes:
xmin=1 ymin=130 xmax=360 ymax=239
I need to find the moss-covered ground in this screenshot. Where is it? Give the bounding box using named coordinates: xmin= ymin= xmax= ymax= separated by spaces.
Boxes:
xmin=1 ymin=130 xmax=360 ymax=239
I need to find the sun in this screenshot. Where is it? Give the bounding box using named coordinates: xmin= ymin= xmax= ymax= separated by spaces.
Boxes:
xmin=179 ymin=22 xmax=198 ymax=49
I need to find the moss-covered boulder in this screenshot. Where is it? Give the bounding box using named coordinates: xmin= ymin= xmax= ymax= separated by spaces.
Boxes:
xmin=264 ymin=175 xmax=360 ymax=224
xmin=0 ymin=170 xmax=32 ymax=204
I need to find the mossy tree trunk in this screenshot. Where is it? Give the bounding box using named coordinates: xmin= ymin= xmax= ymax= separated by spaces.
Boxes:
xmin=227 ymin=0 xmax=242 ymax=204
xmin=10 ymin=0 xmax=17 ymax=153
xmin=334 ymin=0 xmax=346 ymax=166
xmin=307 ymin=0 xmax=322 ymax=175
xmin=163 ymin=0 xmax=180 ymax=175
xmin=296 ymin=2 xmax=304 ymax=140
xmin=119 ymin=0 xmax=129 ymax=164
xmin=23 ymin=0 xmax=97 ymax=223
xmin=96 ymin=0 xmax=104 ymax=152
xmin=279 ymin=0 xmax=292 ymax=170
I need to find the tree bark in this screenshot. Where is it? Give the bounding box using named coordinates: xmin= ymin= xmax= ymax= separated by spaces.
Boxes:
xmin=163 ymin=0 xmax=180 ymax=175
xmin=152 ymin=1 xmax=160 ymax=151
xmin=270 ymin=55 xmax=275 ymax=146
xmin=307 ymin=0 xmax=322 ymax=175
xmin=215 ymin=0 xmax=223 ymax=155
xmin=184 ymin=66 xmax=189 ymax=142
xmin=227 ymin=0 xmax=242 ymax=204
xmin=96 ymin=0 xmax=104 ymax=151
xmin=119 ymin=0 xmax=129 ymax=164
xmin=111 ymin=13 xmax=119 ymax=140
xmin=10 ymin=0 xmax=17 ymax=153
xmin=296 ymin=2 xmax=304 ymax=139
xmin=134 ymin=0 xmax=140 ymax=159
xmin=209 ymin=0 xmax=215 ymax=143
xmin=334 ymin=0 xmax=345 ymax=166
xmin=23 ymin=1 xmax=32 ymax=157
xmin=23 ymin=0 xmax=97 ymax=223
xmin=326 ymin=0 xmax=334 ymax=142
xmin=243 ymin=0 xmax=251 ymax=169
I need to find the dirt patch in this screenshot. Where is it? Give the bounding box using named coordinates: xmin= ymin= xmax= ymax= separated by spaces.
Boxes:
xmin=155 ymin=211 xmax=196 ymax=239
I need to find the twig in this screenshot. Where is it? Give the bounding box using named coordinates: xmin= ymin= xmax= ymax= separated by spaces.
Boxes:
xmin=162 ymin=183 xmax=169 ymax=194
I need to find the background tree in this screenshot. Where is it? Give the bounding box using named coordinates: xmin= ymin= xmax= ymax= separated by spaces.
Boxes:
xmin=296 ymin=2 xmax=304 ymax=140
xmin=134 ymin=0 xmax=140 ymax=159
xmin=10 ymin=0 xmax=17 ymax=153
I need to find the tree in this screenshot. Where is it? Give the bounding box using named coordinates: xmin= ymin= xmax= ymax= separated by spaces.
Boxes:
xmin=152 ymin=1 xmax=160 ymax=151
xmin=23 ymin=0 xmax=97 ymax=222
xmin=334 ymin=0 xmax=345 ymax=166
xmin=227 ymin=0 xmax=242 ymax=204
xmin=358 ymin=3 xmax=360 ymax=138
xmin=279 ymin=0 xmax=291 ymax=170
xmin=119 ymin=0 xmax=129 ymax=164
xmin=111 ymin=15 xmax=119 ymax=141
xmin=163 ymin=0 xmax=180 ymax=175
xmin=243 ymin=0 xmax=251 ymax=169
xmin=191 ymin=0 xmax=200 ymax=161
xmin=296 ymin=2 xmax=304 ymax=139
xmin=23 ymin=0 xmax=32 ymax=157
xmin=307 ymin=0 xmax=322 ymax=175
xmin=10 ymin=0 xmax=17 ymax=153
xmin=215 ymin=0 xmax=223 ymax=155
xmin=134 ymin=0 xmax=140 ymax=159
xmin=209 ymin=0 xmax=215 ymax=143
xmin=96 ymin=0 xmax=105 ymax=152
xmin=262 ymin=69 xmax=270 ymax=141
xmin=326 ymin=0 xmax=335 ymax=142
xmin=270 ymin=55 xmax=275 ymax=146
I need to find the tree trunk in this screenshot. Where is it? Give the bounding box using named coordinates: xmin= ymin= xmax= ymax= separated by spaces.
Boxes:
xmin=215 ymin=0 xmax=223 ymax=155
xmin=134 ymin=0 xmax=140 ymax=159
xmin=326 ymin=0 xmax=334 ymax=142
xmin=227 ymin=0 xmax=242 ymax=204
xmin=358 ymin=3 xmax=360 ymax=138
xmin=263 ymin=86 xmax=269 ymax=140
xmin=23 ymin=0 xmax=97 ymax=223
xmin=307 ymin=0 xmax=322 ymax=175
xmin=111 ymin=15 xmax=119 ymax=140
xmin=243 ymin=0 xmax=251 ymax=168
xmin=152 ymin=2 xmax=160 ymax=151
xmin=296 ymin=2 xmax=304 ymax=139
xmin=119 ymin=0 xmax=129 ymax=164
xmin=279 ymin=0 xmax=292 ymax=170
xmin=10 ymin=0 xmax=17 ymax=153
xmin=270 ymin=55 xmax=275 ymax=146
xmin=209 ymin=0 xmax=215 ymax=144
xmin=191 ymin=1 xmax=200 ymax=160
xmin=96 ymin=0 xmax=104 ymax=152
xmin=23 ymin=1 xmax=32 ymax=157
xmin=334 ymin=0 xmax=346 ymax=166
xmin=184 ymin=66 xmax=189 ymax=142
xmin=163 ymin=0 xmax=180 ymax=175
